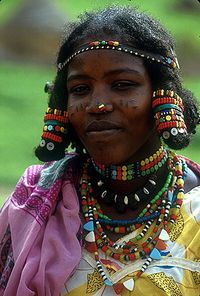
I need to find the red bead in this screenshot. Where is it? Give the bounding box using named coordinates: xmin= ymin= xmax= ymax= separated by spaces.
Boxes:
xmin=155 ymin=239 xmax=166 ymax=250
xmin=176 ymin=199 xmax=182 ymax=205
xmin=113 ymin=253 xmax=120 ymax=260
xmin=156 ymin=200 xmax=161 ymax=205
xmin=128 ymin=253 xmax=136 ymax=261
xmin=153 ymin=227 xmax=158 ymax=233
xmin=135 ymin=224 xmax=141 ymax=229
xmin=85 ymin=242 xmax=97 ymax=253
xmin=143 ymin=247 xmax=150 ymax=254
xmin=123 ymin=249 xmax=129 ymax=254
xmin=170 ymin=214 xmax=177 ymax=220
xmin=119 ymin=227 xmax=125 ymax=233
xmin=101 ymin=245 xmax=108 ymax=252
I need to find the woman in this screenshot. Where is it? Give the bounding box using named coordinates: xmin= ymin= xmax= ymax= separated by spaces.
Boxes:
xmin=0 ymin=6 xmax=200 ymax=296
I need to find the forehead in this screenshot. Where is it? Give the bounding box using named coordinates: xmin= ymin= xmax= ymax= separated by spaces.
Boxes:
xmin=67 ymin=50 xmax=147 ymax=76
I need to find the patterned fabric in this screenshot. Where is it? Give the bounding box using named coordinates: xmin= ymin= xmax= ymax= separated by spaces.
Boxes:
xmin=0 ymin=154 xmax=199 ymax=296
xmin=0 ymin=226 xmax=14 ymax=290
xmin=61 ymin=177 xmax=200 ymax=296
xmin=0 ymin=153 xmax=82 ymax=296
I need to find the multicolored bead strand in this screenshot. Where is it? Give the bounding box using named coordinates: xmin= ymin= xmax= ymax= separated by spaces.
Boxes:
xmin=80 ymin=151 xmax=187 ymax=293
xmin=58 ymin=40 xmax=179 ymax=71
xmin=92 ymin=145 xmax=167 ymax=180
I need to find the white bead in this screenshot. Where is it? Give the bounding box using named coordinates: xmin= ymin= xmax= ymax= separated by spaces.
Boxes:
xmin=85 ymin=231 xmax=95 ymax=242
xmin=124 ymin=196 xmax=129 ymax=205
xmin=159 ymin=229 xmax=170 ymax=241
xmin=149 ymin=179 xmax=156 ymax=186
xmin=123 ymin=279 xmax=135 ymax=291
xmin=134 ymin=194 xmax=140 ymax=202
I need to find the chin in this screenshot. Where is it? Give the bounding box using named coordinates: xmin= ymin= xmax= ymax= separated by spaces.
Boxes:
xmin=87 ymin=148 xmax=128 ymax=166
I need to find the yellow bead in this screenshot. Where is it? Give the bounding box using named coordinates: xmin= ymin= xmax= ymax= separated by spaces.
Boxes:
xmin=113 ymin=41 xmax=119 ymax=46
xmin=141 ymin=160 xmax=145 ymax=166
xmin=135 ymin=252 xmax=140 ymax=260
xmin=166 ymin=115 xmax=171 ymax=121
xmin=177 ymin=179 xmax=184 ymax=186
xmin=145 ymin=158 xmax=149 ymax=164
xmin=119 ymin=255 xmax=124 ymax=262
xmin=175 ymin=165 xmax=181 ymax=170
xmin=106 ymin=249 xmax=112 ymax=256
xmin=177 ymin=192 xmax=184 ymax=199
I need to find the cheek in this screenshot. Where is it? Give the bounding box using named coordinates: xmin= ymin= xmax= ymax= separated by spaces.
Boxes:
xmin=68 ymin=110 xmax=85 ymax=141
xmin=68 ymin=101 xmax=87 ymax=117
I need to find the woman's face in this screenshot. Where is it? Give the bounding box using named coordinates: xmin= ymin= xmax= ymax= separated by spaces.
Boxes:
xmin=67 ymin=50 xmax=154 ymax=165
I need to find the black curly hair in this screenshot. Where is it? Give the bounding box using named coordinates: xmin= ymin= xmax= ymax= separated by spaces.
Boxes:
xmin=35 ymin=5 xmax=199 ymax=162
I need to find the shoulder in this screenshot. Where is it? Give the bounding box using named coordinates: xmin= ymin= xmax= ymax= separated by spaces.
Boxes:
xmin=23 ymin=152 xmax=79 ymax=188
xmin=178 ymin=155 xmax=200 ymax=193
xmin=11 ymin=153 xmax=79 ymax=200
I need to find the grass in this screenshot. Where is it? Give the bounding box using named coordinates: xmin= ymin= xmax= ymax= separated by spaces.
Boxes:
xmin=0 ymin=61 xmax=54 ymax=187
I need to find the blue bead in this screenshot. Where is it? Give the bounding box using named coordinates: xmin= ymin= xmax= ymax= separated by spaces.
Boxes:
xmin=150 ymin=248 xmax=161 ymax=260
xmin=48 ymin=125 xmax=53 ymax=131
xmin=104 ymin=279 xmax=113 ymax=286
xmin=83 ymin=221 xmax=94 ymax=231
xmin=168 ymin=191 xmax=173 ymax=202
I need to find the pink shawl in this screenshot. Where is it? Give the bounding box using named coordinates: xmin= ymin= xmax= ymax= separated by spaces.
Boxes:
xmin=0 ymin=155 xmax=82 ymax=295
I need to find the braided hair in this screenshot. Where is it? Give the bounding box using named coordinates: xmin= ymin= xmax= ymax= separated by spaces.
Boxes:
xmin=35 ymin=6 xmax=199 ymax=161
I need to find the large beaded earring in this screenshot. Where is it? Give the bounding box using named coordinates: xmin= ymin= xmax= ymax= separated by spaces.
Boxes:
xmin=35 ymin=107 xmax=69 ymax=161
xmin=152 ymin=89 xmax=188 ymax=149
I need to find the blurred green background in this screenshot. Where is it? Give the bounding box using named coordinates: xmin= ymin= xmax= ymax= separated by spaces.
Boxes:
xmin=0 ymin=0 xmax=200 ymax=203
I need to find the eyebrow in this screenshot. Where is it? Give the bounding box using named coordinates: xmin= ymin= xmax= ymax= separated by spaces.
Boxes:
xmin=103 ymin=68 xmax=143 ymax=78
xmin=67 ymin=74 xmax=95 ymax=83
xmin=67 ymin=68 xmax=143 ymax=83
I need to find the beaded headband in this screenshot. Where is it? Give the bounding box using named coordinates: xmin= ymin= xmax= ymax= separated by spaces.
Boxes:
xmin=57 ymin=40 xmax=179 ymax=71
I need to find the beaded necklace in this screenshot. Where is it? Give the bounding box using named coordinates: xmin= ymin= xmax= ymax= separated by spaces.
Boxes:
xmin=92 ymin=145 xmax=167 ymax=180
xmin=90 ymin=172 xmax=158 ymax=213
xmin=80 ymin=151 xmax=187 ymax=293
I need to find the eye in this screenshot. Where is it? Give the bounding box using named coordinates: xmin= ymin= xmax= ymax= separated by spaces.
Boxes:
xmin=69 ymin=84 xmax=90 ymax=95
xmin=112 ymin=81 xmax=138 ymax=90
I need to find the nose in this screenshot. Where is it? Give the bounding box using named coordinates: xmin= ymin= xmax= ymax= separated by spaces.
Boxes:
xmin=86 ymin=99 xmax=113 ymax=114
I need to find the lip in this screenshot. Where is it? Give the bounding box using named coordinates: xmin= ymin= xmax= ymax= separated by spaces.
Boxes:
xmin=86 ymin=120 xmax=122 ymax=133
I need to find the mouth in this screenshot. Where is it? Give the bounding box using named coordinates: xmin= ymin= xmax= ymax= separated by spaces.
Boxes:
xmin=86 ymin=120 xmax=122 ymax=136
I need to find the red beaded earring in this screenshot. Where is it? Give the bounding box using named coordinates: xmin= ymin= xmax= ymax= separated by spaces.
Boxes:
xmin=35 ymin=107 xmax=69 ymax=161
xmin=152 ymin=89 xmax=188 ymax=148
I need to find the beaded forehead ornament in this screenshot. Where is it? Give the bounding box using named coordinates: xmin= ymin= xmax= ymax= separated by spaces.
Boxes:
xmin=57 ymin=40 xmax=179 ymax=71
